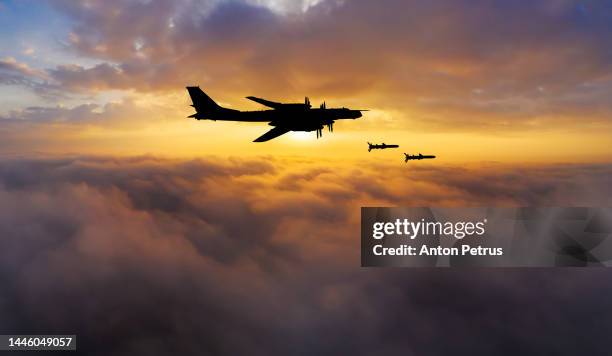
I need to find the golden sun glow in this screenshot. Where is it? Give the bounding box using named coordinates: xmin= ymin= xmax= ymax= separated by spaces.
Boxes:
xmin=289 ymin=131 xmax=316 ymax=141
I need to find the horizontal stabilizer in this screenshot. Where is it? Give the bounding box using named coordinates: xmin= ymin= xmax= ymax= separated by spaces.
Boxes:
xmin=253 ymin=126 xmax=290 ymax=142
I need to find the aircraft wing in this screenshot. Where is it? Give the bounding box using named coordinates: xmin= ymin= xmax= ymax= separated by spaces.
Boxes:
xmin=253 ymin=126 xmax=290 ymax=142
xmin=246 ymin=96 xmax=283 ymax=109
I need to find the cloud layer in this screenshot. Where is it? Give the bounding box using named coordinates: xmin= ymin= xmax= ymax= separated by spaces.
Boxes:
xmin=1 ymin=156 xmax=611 ymax=354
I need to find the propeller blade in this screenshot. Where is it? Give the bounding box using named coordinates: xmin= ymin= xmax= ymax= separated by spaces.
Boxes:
xmin=315 ymin=128 xmax=323 ymax=139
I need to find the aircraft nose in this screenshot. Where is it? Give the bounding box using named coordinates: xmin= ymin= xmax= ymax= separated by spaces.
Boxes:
xmin=355 ymin=111 xmax=362 ymax=118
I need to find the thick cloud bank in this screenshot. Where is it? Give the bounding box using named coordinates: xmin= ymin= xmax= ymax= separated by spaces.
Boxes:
xmin=0 ymin=156 xmax=611 ymax=355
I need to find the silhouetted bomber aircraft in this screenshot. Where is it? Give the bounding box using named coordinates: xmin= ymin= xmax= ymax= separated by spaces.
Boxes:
xmin=404 ymin=153 xmax=436 ymax=162
xmin=368 ymin=142 xmax=399 ymax=152
xmin=186 ymin=87 xmax=366 ymax=142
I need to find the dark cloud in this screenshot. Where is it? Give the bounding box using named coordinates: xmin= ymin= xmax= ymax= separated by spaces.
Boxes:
xmin=1 ymin=156 xmax=612 ymax=354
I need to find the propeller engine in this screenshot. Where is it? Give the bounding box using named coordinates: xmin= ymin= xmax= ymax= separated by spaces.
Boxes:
xmin=315 ymin=122 xmax=329 ymax=138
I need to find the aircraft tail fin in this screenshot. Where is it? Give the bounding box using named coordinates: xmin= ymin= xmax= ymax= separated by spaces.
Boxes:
xmin=186 ymin=87 xmax=221 ymax=113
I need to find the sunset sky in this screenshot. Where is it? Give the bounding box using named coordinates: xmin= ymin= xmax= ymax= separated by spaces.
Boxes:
xmin=1 ymin=1 xmax=612 ymax=355
xmin=1 ymin=0 xmax=612 ymax=162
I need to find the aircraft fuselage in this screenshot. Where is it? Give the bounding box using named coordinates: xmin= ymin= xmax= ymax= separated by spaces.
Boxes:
xmin=191 ymin=108 xmax=361 ymax=132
